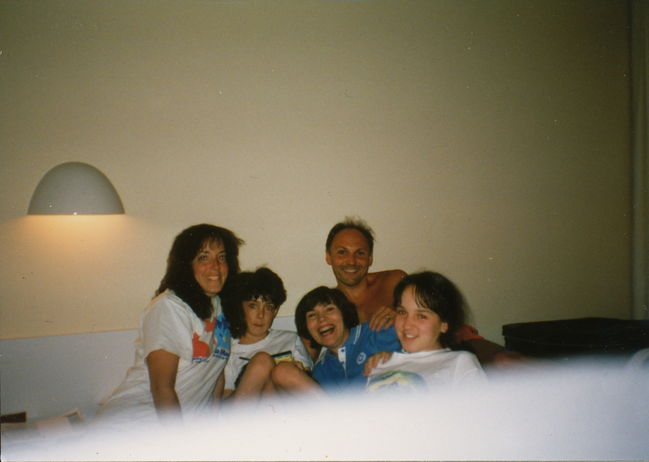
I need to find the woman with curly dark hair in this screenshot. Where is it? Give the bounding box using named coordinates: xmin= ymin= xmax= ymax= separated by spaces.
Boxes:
xmin=97 ymin=224 xmax=243 ymax=423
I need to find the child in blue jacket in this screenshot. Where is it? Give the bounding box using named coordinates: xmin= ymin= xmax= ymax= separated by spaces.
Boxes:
xmin=295 ymin=286 xmax=401 ymax=393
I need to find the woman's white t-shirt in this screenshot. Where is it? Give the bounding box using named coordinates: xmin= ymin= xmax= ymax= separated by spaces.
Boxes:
xmin=97 ymin=290 xmax=231 ymax=423
xmin=367 ymin=348 xmax=486 ymax=392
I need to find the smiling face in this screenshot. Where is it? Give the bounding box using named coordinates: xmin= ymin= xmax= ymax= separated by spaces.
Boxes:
xmin=192 ymin=239 xmax=228 ymax=297
xmin=306 ymin=303 xmax=349 ymax=354
xmin=395 ymin=285 xmax=448 ymax=353
xmin=326 ymin=228 xmax=373 ymax=288
xmin=240 ymin=297 xmax=277 ymax=344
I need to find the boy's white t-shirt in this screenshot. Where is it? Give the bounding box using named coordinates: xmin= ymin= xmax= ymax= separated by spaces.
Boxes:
xmin=97 ymin=290 xmax=230 ymax=424
xmin=224 ymin=329 xmax=312 ymax=391
xmin=367 ymin=348 xmax=486 ymax=392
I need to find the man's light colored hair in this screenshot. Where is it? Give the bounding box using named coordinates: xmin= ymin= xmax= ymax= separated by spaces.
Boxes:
xmin=325 ymin=216 xmax=375 ymax=254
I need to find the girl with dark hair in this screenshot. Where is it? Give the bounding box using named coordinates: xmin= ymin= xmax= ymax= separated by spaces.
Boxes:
xmin=365 ymin=271 xmax=486 ymax=392
xmin=97 ymin=224 xmax=243 ymax=423
xmin=294 ymin=286 xmax=401 ymax=393
xmin=221 ymin=267 xmax=312 ymax=402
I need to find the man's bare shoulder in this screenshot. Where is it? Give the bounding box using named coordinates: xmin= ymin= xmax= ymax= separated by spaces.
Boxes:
xmin=367 ymin=269 xmax=407 ymax=286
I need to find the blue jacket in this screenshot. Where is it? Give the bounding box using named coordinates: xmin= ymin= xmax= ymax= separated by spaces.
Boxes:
xmin=312 ymin=323 xmax=401 ymax=393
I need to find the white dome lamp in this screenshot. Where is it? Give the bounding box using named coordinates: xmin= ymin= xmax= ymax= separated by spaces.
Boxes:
xmin=28 ymin=162 xmax=125 ymax=215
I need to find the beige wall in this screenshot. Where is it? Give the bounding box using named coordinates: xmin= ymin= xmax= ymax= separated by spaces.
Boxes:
xmin=0 ymin=0 xmax=631 ymax=342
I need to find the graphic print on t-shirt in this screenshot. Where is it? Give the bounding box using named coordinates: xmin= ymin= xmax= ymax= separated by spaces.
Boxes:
xmin=192 ymin=332 xmax=211 ymax=360
xmin=192 ymin=315 xmax=229 ymax=362
xmin=204 ymin=317 xmax=216 ymax=333
xmin=212 ymin=313 xmax=231 ymax=360
xmin=240 ymin=351 xmax=294 ymax=364
xmin=367 ymin=370 xmax=428 ymax=393
xmin=192 ymin=317 xmax=216 ymax=362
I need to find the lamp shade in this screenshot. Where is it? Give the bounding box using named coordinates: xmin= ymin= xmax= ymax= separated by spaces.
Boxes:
xmin=28 ymin=162 xmax=125 ymax=215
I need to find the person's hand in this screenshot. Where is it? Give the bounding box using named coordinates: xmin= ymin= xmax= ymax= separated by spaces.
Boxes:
xmin=369 ymin=306 xmax=396 ymax=331
xmin=363 ymin=351 xmax=393 ymax=376
xmin=290 ymin=360 xmax=306 ymax=371
xmin=490 ymin=351 xmax=528 ymax=368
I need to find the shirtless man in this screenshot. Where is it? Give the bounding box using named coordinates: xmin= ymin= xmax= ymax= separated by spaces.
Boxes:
xmin=325 ymin=219 xmax=404 ymax=325
xmin=324 ymin=218 xmax=519 ymax=365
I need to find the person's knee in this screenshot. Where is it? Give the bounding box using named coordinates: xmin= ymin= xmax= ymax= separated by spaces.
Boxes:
xmin=249 ymin=351 xmax=275 ymax=369
xmin=242 ymin=352 xmax=275 ymax=379
xmin=234 ymin=352 xmax=275 ymax=394
xmin=271 ymin=361 xmax=300 ymax=386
